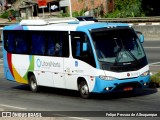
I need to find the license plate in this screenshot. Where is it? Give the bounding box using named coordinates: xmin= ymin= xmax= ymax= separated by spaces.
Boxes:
xmin=124 ymin=87 xmax=133 ymax=91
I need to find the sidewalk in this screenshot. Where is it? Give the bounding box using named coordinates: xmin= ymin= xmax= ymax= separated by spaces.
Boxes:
xmin=0 ymin=18 xmax=8 ymax=23
xmin=0 ymin=18 xmax=17 ymax=24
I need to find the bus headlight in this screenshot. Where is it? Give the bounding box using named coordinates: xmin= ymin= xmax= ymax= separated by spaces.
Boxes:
xmin=140 ymin=70 xmax=150 ymax=77
xmin=99 ymin=76 xmax=116 ymax=80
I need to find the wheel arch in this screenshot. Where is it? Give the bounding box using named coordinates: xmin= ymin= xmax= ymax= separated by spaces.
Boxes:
xmin=77 ymin=77 xmax=89 ymax=90
xmin=27 ymin=72 xmax=35 ymax=83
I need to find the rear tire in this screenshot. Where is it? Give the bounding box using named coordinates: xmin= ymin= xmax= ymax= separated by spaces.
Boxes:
xmin=29 ymin=74 xmax=38 ymax=92
xmin=79 ymin=81 xmax=90 ymax=99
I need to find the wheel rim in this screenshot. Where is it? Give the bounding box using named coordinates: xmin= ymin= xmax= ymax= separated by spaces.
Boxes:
xmin=31 ymin=78 xmax=37 ymax=90
xmin=81 ymin=84 xmax=89 ymax=96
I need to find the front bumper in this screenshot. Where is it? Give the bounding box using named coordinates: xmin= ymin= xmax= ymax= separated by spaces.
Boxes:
xmin=92 ymin=75 xmax=150 ymax=93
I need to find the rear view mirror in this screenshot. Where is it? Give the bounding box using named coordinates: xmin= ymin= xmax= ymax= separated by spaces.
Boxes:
xmin=136 ymin=31 xmax=144 ymax=43
xmin=139 ymin=34 xmax=144 ymax=43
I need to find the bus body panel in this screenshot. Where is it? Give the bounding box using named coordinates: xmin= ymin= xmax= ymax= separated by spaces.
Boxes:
xmin=3 ymin=51 xmax=15 ymax=81
xmin=64 ymin=58 xmax=99 ymax=91
xmin=34 ymin=56 xmax=64 ymax=88
xmin=91 ymin=65 xmax=150 ymax=93
xmin=103 ymin=65 xmax=149 ymax=79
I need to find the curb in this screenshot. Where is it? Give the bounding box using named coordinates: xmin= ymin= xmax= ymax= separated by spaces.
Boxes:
xmin=128 ymin=23 xmax=160 ymax=26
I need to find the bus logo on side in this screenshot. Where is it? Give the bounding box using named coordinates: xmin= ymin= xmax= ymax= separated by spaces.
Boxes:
xmin=37 ymin=58 xmax=42 ymax=68
xmin=75 ymin=61 xmax=78 ymax=67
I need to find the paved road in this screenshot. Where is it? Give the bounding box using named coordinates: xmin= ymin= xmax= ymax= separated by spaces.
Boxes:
xmin=143 ymin=41 xmax=160 ymax=63
xmin=0 ymin=78 xmax=160 ymax=120
xmin=143 ymin=41 xmax=160 ymax=73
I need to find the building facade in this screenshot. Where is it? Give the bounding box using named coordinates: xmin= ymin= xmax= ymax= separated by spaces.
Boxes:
xmin=60 ymin=0 xmax=114 ymax=17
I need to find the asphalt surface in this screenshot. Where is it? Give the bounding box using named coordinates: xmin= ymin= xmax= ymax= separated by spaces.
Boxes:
xmin=143 ymin=41 xmax=160 ymax=73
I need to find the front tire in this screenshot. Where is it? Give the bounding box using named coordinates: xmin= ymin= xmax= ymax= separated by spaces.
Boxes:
xmin=29 ymin=74 xmax=38 ymax=92
xmin=79 ymin=81 xmax=90 ymax=99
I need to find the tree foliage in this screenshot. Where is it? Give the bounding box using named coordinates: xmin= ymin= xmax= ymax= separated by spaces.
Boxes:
xmin=106 ymin=0 xmax=144 ymax=18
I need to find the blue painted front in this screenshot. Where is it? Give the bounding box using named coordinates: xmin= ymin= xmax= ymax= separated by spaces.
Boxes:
xmin=92 ymin=75 xmax=150 ymax=93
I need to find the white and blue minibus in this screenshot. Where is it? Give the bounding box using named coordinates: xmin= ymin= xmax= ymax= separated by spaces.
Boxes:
xmin=2 ymin=19 xmax=150 ymax=98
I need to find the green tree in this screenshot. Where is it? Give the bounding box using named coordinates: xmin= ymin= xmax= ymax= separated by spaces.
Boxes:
xmin=106 ymin=0 xmax=144 ymax=18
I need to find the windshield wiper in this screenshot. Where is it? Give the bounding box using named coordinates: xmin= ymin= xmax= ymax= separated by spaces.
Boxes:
xmin=125 ymin=48 xmax=137 ymax=61
xmin=114 ymin=45 xmax=122 ymax=64
xmin=114 ymin=45 xmax=137 ymax=65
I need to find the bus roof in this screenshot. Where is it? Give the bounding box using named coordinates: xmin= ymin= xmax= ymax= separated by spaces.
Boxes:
xmin=3 ymin=19 xmax=130 ymax=32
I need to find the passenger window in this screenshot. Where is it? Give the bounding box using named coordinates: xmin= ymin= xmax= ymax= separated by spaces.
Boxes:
xmin=31 ymin=33 xmax=45 ymax=55
xmin=46 ymin=31 xmax=69 ymax=57
xmin=4 ymin=30 xmax=69 ymax=58
xmin=7 ymin=33 xmax=15 ymax=53
xmin=46 ymin=34 xmax=55 ymax=56
xmin=15 ymin=32 xmax=29 ymax=54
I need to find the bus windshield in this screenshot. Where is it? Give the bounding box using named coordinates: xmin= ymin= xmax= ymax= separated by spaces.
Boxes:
xmin=91 ymin=27 xmax=145 ymax=64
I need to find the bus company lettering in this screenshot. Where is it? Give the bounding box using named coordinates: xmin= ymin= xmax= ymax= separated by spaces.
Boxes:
xmin=130 ymin=72 xmax=140 ymax=77
xmin=37 ymin=59 xmax=60 ymax=68
xmin=42 ymin=61 xmax=60 ymax=68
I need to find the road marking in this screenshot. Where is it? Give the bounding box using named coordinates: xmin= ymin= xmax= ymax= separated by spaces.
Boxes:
xmin=138 ymin=23 xmax=146 ymax=26
xmin=0 ymin=104 xmax=27 ymax=110
xmin=51 ymin=113 xmax=90 ymax=120
xmin=149 ymin=65 xmax=160 ymax=67
xmin=152 ymin=23 xmax=160 ymax=25
xmin=69 ymin=117 xmax=90 ymax=120
xmin=149 ymin=62 xmax=160 ymax=65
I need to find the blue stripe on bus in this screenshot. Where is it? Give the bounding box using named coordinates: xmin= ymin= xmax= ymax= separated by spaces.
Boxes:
xmin=3 ymin=24 xmax=28 ymax=30
xmin=2 ymin=50 xmax=15 ymax=81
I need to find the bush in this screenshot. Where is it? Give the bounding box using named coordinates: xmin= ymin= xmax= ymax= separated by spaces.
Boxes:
xmin=150 ymin=72 xmax=160 ymax=88
xmin=0 ymin=11 xmax=9 ymax=18
xmin=0 ymin=9 xmax=17 ymax=19
xmin=106 ymin=0 xmax=145 ymax=18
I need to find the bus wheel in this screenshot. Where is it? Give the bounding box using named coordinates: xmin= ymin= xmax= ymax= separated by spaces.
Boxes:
xmin=29 ymin=74 xmax=38 ymax=92
xmin=79 ymin=81 xmax=90 ymax=99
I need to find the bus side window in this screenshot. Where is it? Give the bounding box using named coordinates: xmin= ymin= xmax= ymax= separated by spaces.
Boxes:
xmin=46 ymin=31 xmax=69 ymax=57
xmin=54 ymin=42 xmax=61 ymax=56
xmin=31 ymin=34 xmax=45 ymax=55
xmin=54 ymin=32 xmax=65 ymax=57
xmin=8 ymin=33 xmax=15 ymax=53
xmin=71 ymin=32 xmax=96 ymax=67
xmin=15 ymin=32 xmax=29 ymax=54
xmin=46 ymin=34 xmax=55 ymax=56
